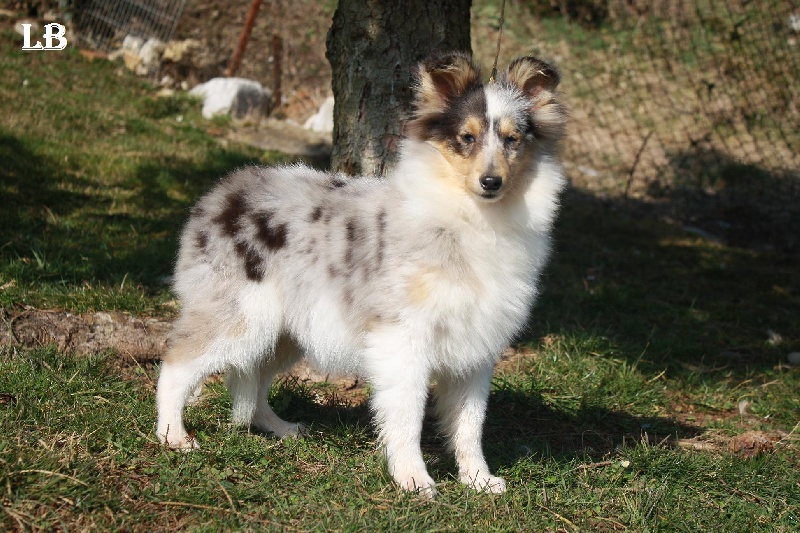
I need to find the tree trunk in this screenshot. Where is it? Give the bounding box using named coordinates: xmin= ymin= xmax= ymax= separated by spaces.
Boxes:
xmin=326 ymin=0 xmax=472 ymax=177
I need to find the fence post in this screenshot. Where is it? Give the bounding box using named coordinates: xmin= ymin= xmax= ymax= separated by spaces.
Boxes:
xmin=225 ymin=0 xmax=263 ymax=77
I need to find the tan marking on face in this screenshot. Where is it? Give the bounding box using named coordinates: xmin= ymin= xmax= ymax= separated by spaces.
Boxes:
xmin=462 ymin=116 xmax=483 ymax=139
xmin=430 ymin=140 xmax=518 ymax=202
xmin=427 ymin=110 xmax=546 ymax=203
xmin=426 ymin=139 xmax=478 ymax=197
xmin=498 ymin=117 xmax=521 ymax=145
xmin=494 ymin=139 xmax=539 ymax=207
xmin=433 ymin=137 xmax=515 ymax=201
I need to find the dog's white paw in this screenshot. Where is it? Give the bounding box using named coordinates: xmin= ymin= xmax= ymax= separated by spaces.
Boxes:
xmin=273 ymin=422 xmax=306 ymax=440
xmin=461 ymin=472 xmax=507 ymax=494
xmin=157 ymin=422 xmax=200 ymax=451
xmin=161 ymin=434 xmax=200 ymax=451
xmin=393 ymin=471 xmax=439 ymax=499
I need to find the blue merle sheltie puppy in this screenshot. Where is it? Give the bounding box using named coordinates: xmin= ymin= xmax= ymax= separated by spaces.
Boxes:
xmin=156 ymin=52 xmax=567 ymax=497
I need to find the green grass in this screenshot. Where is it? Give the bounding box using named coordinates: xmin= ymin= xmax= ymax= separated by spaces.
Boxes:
xmin=2 ymin=23 xmax=800 ymax=532
xmin=0 ymin=32 xmax=290 ymax=314
xmin=2 ymin=343 xmax=798 ymax=531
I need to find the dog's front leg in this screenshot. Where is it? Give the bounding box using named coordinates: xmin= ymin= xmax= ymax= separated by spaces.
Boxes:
xmin=434 ymin=363 xmax=506 ymax=494
xmin=366 ymin=342 xmax=436 ymax=497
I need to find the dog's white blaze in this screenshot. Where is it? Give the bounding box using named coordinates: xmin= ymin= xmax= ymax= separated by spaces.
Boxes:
xmin=485 ymin=85 xmax=527 ymax=131
xmin=484 ymin=87 xmax=503 ymax=155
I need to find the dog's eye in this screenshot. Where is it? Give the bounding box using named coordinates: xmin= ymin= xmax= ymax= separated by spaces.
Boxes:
xmin=504 ymin=135 xmax=519 ymax=146
xmin=461 ymin=133 xmax=476 ymax=144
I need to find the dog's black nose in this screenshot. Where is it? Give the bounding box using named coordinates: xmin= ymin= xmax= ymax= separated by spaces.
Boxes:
xmin=479 ymin=175 xmax=503 ymax=191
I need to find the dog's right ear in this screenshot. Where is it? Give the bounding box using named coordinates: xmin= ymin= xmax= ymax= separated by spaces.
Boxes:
xmin=413 ymin=51 xmax=482 ymax=115
xmin=501 ymin=56 xmax=561 ymax=104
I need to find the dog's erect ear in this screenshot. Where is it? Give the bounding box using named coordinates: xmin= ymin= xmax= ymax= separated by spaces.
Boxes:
xmin=414 ymin=51 xmax=482 ymax=114
xmin=502 ymin=56 xmax=560 ymax=99
xmin=501 ymin=56 xmax=566 ymax=141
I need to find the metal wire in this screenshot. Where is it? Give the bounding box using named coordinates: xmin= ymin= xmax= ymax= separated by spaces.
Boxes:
xmin=554 ymin=0 xmax=799 ymax=250
xmin=75 ymin=0 xmax=187 ymax=53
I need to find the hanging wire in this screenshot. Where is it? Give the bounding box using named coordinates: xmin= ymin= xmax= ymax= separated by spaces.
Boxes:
xmin=489 ymin=0 xmax=507 ymax=83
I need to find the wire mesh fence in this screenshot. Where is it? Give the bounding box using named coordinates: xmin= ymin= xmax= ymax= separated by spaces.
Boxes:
xmin=74 ymin=0 xmax=187 ymax=53
xmin=543 ymin=0 xmax=799 ymax=251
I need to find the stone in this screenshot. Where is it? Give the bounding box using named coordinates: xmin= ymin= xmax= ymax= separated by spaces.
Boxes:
xmin=14 ymin=19 xmax=40 ymax=36
xmin=303 ymin=96 xmax=335 ymax=133
xmin=108 ymin=35 xmax=164 ymax=76
xmin=189 ymin=77 xmax=272 ymax=119
xmin=162 ymin=39 xmax=203 ymax=63
xmin=136 ymin=37 xmax=166 ymax=76
xmin=108 ymin=35 xmax=144 ymax=62
xmin=121 ymin=34 xmax=144 ymax=53
xmin=122 ymin=51 xmax=142 ymax=72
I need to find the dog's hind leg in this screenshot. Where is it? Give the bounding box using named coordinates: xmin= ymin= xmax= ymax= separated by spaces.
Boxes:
xmin=227 ymin=366 xmax=261 ymax=427
xmin=156 ymin=353 xmax=209 ymax=450
xmin=250 ymin=335 xmax=306 ymax=438
xmin=434 ymin=363 xmax=506 ymax=494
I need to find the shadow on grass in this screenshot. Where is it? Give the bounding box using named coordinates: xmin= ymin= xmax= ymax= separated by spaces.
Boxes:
xmin=0 ymin=132 xmax=284 ymax=292
xmin=660 ymin=146 xmax=800 ymax=253
xmin=483 ymin=387 xmax=699 ymax=464
xmin=522 ymin=185 xmax=799 ymax=383
xmin=224 ymin=374 xmax=700 ymax=480
xmin=0 ymin=133 xmax=95 ymax=249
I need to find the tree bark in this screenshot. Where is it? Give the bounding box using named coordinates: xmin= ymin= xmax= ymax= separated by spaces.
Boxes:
xmin=326 ymin=0 xmax=472 ymax=177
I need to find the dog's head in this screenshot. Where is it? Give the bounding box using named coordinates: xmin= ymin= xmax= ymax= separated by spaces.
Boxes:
xmin=406 ymin=52 xmax=566 ymax=202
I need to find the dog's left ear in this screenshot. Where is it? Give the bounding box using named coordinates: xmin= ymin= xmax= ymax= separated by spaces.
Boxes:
xmin=501 ymin=56 xmax=566 ymax=141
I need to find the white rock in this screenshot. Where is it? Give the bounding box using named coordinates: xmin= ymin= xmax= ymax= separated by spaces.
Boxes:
xmin=122 ymin=34 xmax=145 ymax=53
xmin=787 ymin=352 xmax=800 ymax=365
xmin=790 ymin=13 xmax=800 ymax=32
xmin=14 ymin=19 xmax=40 ymax=37
xmin=162 ymin=39 xmax=202 ymax=63
xmin=109 ymin=35 xmax=144 ymax=62
xmin=303 ymin=96 xmax=335 ymax=133
xmin=189 ymin=77 xmax=271 ymax=119
xmin=136 ymin=38 xmax=166 ymax=75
